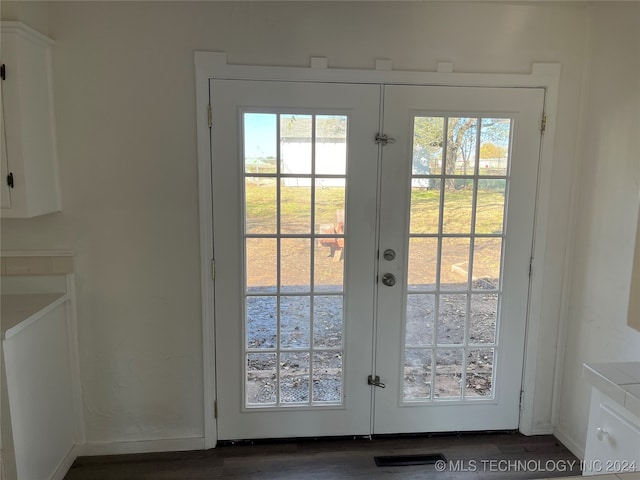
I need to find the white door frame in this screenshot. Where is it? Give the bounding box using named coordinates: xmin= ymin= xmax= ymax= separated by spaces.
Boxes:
xmin=194 ymin=52 xmax=561 ymax=448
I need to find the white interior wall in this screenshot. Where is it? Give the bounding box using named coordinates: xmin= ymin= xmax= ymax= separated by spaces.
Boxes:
xmin=0 ymin=1 xmax=49 ymax=36
xmin=0 ymin=1 xmax=590 ymax=447
xmin=554 ymin=3 xmax=640 ymax=458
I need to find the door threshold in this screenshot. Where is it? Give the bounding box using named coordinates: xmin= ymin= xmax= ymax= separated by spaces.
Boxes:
xmin=217 ymin=429 xmax=518 ymax=447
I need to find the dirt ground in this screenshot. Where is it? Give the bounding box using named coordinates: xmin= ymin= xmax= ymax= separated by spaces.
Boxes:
xmin=245 ymin=238 xmax=499 ymax=405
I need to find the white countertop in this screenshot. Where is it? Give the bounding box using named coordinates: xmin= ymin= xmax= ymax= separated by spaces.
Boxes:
xmin=1 ymin=293 xmax=66 ymax=338
xmin=584 ymin=362 xmax=640 ymax=418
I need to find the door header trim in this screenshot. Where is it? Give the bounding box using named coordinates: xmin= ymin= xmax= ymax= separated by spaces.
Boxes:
xmin=196 ymin=52 xmax=560 ymax=88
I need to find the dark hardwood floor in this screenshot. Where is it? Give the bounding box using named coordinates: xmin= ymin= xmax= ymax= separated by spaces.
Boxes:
xmin=65 ymin=432 xmax=581 ymax=479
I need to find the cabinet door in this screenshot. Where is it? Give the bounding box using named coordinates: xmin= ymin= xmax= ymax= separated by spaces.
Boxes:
xmin=585 ymin=399 xmax=640 ymax=475
xmin=0 ymin=22 xmax=60 ymax=218
xmin=0 ymin=80 xmax=11 ymax=209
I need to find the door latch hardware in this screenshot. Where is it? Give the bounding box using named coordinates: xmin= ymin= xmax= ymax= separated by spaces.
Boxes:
xmin=368 ymin=375 xmax=386 ymax=388
xmin=374 ymin=133 xmax=396 ymax=146
xmin=381 ymin=273 xmax=396 ymax=287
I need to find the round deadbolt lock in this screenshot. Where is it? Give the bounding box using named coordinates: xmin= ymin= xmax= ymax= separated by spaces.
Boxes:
xmin=383 ymin=249 xmax=396 ymax=261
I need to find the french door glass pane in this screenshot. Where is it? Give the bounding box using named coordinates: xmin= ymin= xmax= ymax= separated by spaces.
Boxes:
xmin=442 ymin=180 xmax=474 ymax=234
xmin=440 ymin=238 xmax=470 ymax=291
xmin=245 ymin=178 xmax=277 ymax=234
xmin=243 ymin=112 xmax=347 ymax=408
xmin=246 ymin=296 xmax=277 ymax=349
xmin=476 ymin=180 xmax=506 ymax=234
xmin=410 ymin=179 xmax=441 ymax=234
xmin=407 ymin=238 xmax=438 ymax=290
xmin=435 ymin=348 xmax=463 ymax=399
xmin=280 ymin=352 xmax=310 ymax=404
xmin=246 ymin=353 xmax=277 ymax=406
xmin=472 ymin=237 xmax=503 ymax=289
xmin=405 ymin=294 xmax=435 ymax=346
xmin=313 ymin=296 xmax=343 ymax=348
xmin=404 ymin=349 xmax=432 ymax=400
xmin=280 ymin=238 xmax=311 ymax=293
xmin=315 ymin=179 xmax=345 ymax=234
xmin=445 ymin=118 xmax=478 ymax=176
xmin=281 ymin=182 xmax=311 ymax=234
xmin=313 ymin=352 xmax=342 ymax=403
xmin=469 ymin=293 xmax=498 ymax=344
xmin=280 ymin=296 xmax=311 ymax=349
xmin=246 ymin=239 xmax=277 ymax=293
xmin=479 ymin=118 xmax=511 ymax=176
xmin=402 ymin=115 xmax=511 ymax=403
xmin=465 ymin=348 xmax=495 ymax=398
xmin=315 ymin=115 xmax=347 ymax=175
xmin=244 ymin=113 xmax=277 ymax=174
xmin=280 ymin=114 xmax=312 ymax=174
xmin=412 ymin=116 xmax=444 ymax=175
xmin=438 ymin=294 xmax=466 ymax=345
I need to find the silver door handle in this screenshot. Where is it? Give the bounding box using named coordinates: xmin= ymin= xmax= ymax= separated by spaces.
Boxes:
xmin=381 ymin=273 xmax=396 ymax=287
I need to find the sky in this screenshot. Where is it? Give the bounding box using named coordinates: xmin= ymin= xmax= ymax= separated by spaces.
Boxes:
xmin=244 ymin=113 xmax=277 ymax=159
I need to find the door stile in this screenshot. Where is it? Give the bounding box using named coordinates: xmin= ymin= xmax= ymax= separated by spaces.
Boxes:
xmin=368 ymin=84 xmax=387 ymax=435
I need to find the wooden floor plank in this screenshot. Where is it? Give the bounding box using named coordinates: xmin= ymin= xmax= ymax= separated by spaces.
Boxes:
xmin=65 ymin=433 xmax=581 ymax=479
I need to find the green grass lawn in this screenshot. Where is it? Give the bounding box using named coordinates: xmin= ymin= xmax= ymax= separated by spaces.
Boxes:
xmin=244 ymin=181 xmax=505 ymax=288
xmin=245 ymin=182 xmax=505 ymax=235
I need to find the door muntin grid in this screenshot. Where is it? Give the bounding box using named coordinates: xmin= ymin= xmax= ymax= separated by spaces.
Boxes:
xmin=402 ymin=114 xmax=513 ymax=404
xmin=242 ymin=112 xmax=348 ymax=409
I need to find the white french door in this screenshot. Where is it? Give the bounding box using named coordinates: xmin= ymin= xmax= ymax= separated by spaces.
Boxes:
xmin=210 ymin=79 xmax=543 ymax=440
xmin=212 ymin=80 xmax=381 ymax=439
xmin=373 ymin=86 xmax=543 ymax=433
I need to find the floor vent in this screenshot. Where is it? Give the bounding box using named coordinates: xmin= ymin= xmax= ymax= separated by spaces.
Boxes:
xmin=374 ymin=453 xmax=446 ymax=467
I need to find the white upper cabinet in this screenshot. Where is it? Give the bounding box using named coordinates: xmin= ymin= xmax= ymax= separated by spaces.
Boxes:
xmin=0 ymin=21 xmax=61 ymax=218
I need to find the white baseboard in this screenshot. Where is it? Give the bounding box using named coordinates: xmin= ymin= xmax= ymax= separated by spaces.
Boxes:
xmin=51 ymin=445 xmax=77 ymax=480
xmin=76 ymin=436 xmax=205 ymax=457
xmin=531 ymin=423 xmax=554 ymax=435
xmin=553 ymin=426 xmax=585 ymax=461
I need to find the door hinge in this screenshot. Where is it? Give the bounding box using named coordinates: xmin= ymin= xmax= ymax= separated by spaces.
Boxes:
xmin=374 ymin=133 xmax=396 ymax=146
xmin=0 ymin=64 xmax=5 ymax=81
xmin=207 ymin=103 xmax=212 ymax=128
xmin=7 ymin=172 xmax=14 ymax=189
xmin=211 ymin=259 xmax=215 ymax=280
xmin=214 ymin=400 xmax=218 ymax=418
xmin=541 ymin=113 xmax=547 ymax=133
xmin=368 ymin=375 xmax=386 ymax=388
xmin=519 ymin=390 xmax=524 ymax=409
xmin=529 ymin=257 xmax=533 ymax=277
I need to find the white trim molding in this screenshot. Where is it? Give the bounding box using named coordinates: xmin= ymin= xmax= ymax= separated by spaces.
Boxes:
xmin=553 ymin=425 xmax=585 ymax=461
xmin=50 ymin=446 xmax=77 ymax=480
xmin=194 ymin=52 xmax=561 ymax=447
xmin=75 ymin=437 xmax=206 ymax=457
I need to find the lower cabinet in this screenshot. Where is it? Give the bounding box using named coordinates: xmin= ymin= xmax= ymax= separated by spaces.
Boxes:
xmin=583 ymin=388 xmax=640 ymax=476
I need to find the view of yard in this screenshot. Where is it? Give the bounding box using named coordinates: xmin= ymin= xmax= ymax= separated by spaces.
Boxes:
xmin=241 ymin=114 xmax=510 ymax=406
xmin=244 ymin=180 xmax=505 ymax=405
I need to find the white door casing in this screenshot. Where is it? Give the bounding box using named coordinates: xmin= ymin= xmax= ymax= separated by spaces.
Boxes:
xmin=195 ymin=53 xmax=561 ymax=447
